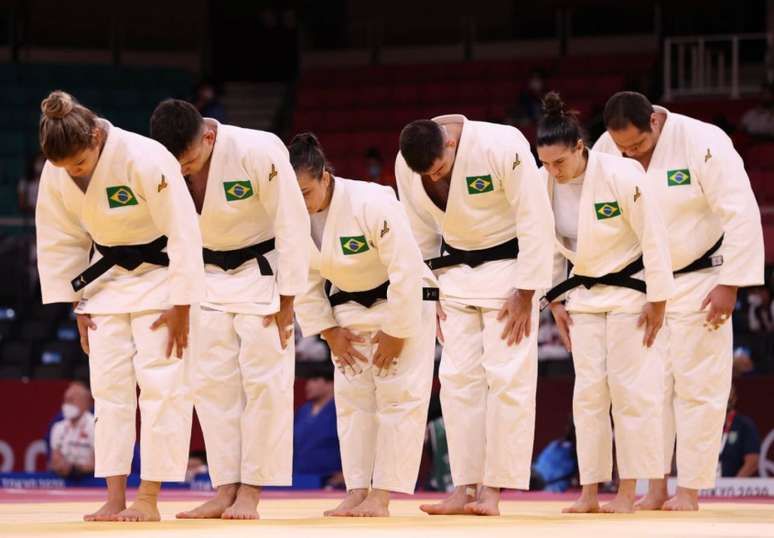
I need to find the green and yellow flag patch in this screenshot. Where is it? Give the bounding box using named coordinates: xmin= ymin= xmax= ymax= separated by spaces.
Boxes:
xmin=466 ymin=174 xmax=494 ymax=195
xmin=594 ymin=201 xmax=621 ymax=220
xmin=667 ymin=169 xmax=691 ymax=186
xmin=224 ymin=180 xmax=254 ymax=201
xmin=340 ymin=235 xmax=369 ymax=255
xmin=106 ymin=185 xmax=138 ymax=208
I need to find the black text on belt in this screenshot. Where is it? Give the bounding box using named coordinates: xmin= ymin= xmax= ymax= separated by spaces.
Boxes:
xmin=325 ymin=280 xmax=439 ymax=308
xmin=424 ymin=237 xmax=519 ymax=270
xmin=203 ymin=238 xmax=275 ymax=276
xmin=71 ymin=236 xmax=169 ymax=292
xmin=540 ymin=256 xmax=646 ymax=310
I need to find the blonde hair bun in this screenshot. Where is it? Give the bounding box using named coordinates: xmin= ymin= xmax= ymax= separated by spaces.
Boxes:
xmin=41 ymin=90 xmax=75 ymax=120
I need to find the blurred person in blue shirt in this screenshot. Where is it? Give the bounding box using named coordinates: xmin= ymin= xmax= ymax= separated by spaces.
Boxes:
xmin=293 ymin=361 xmax=343 ymax=488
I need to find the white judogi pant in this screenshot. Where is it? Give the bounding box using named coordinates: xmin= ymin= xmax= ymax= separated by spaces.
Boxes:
xmin=88 ymin=309 xmax=195 ymax=481
xmin=439 ymin=299 xmax=539 ymax=490
xmin=193 ymin=307 xmax=294 ymax=487
xmin=662 ymin=311 xmax=732 ymax=489
xmin=569 ymin=312 xmax=665 ymax=485
xmin=333 ymin=302 xmax=435 ymax=494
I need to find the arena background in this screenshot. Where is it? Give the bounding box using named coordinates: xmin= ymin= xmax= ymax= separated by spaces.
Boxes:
xmin=0 ymin=0 xmax=773 ymax=535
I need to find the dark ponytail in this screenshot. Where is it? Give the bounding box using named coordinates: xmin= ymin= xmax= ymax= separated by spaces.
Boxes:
xmin=536 ymin=91 xmax=585 ymax=148
xmin=288 ymin=132 xmax=334 ymax=179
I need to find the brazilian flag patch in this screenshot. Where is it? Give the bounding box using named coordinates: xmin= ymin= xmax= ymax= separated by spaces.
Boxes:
xmin=340 ymin=235 xmax=369 ymax=255
xmin=223 ymin=180 xmax=254 ymax=201
xmin=667 ymin=169 xmax=691 ymax=186
xmin=106 ymin=185 xmax=138 ymax=208
xmin=466 ymin=174 xmax=494 ymax=195
xmin=594 ymin=201 xmax=621 ymax=220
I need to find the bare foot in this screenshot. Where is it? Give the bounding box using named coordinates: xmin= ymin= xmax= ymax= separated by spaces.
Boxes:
xmin=348 ymin=489 xmax=390 ymax=517
xmin=562 ymin=496 xmax=600 ymax=513
xmin=324 ymin=489 xmax=368 ymax=517
xmin=634 ymin=492 xmax=667 ymax=511
xmin=84 ymin=499 xmax=126 ymax=522
xmin=600 ymin=494 xmax=635 ymax=514
xmin=662 ymin=488 xmax=699 ymax=512
xmin=176 ymin=484 xmax=238 ymax=519
xmin=420 ymin=486 xmax=475 ymax=515
xmin=222 ymin=484 xmax=261 ymax=520
xmin=112 ymin=499 xmax=161 ymax=522
xmin=464 ymin=486 xmax=500 ymax=516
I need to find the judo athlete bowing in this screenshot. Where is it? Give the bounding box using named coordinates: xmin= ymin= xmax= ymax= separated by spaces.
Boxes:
xmin=395 ymin=114 xmax=554 ymax=516
xmin=36 ymin=91 xmax=204 ymax=522
xmin=150 ymin=100 xmax=310 ymax=519
xmin=594 ymin=91 xmax=764 ymax=511
xmin=291 ymin=133 xmax=436 ymax=517
xmin=537 ymin=92 xmax=674 ymax=513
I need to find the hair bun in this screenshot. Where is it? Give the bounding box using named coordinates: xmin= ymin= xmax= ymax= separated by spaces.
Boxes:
xmin=41 ymin=90 xmax=75 ymax=120
xmin=290 ymin=132 xmax=320 ymax=149
xmin=541 ymin=91 xmax=566 ymax=119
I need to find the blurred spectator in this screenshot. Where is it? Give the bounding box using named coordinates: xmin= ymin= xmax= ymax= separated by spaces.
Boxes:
xmin=295 ymin=320 xmax=329 ymax=361
xmin=364 ymin=147 xmax=396 ymax=191
xmin=49 ymin=381 xmax=95 ymax=479
xmin=531 ymin=417 xmax=578 ymax=492
xmin=193 ymin=81 xmax=226 ymax=123
xmin=520 ymin=69 xmax=547 ymax=123
xmin=739 ymin=83 xmax=774 ymax=139
xmin=732 ymin=346 xmax=755 ymax=377
xmin=185 ymin=450 xmax=208 ymax=483
xmin=719 ymin=384 xmax=760 ymax=477
xmin=293 ymin=361 xmax=343 ymax=488
xmin=745 ymin=286 xmax=774 ymax=333
xmin=18 ymin=152 xmax=45 ymax=218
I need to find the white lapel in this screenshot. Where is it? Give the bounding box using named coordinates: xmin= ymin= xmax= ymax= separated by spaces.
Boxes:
xmin=319 ymin=176 xmax=346 ymax=279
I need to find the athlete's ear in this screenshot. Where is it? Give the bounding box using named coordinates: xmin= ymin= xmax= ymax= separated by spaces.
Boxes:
xmin=203 ymin=128 xmax=216 ymax=145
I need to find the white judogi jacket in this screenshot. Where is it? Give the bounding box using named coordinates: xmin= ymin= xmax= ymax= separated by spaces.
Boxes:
xmin=197 ymin=121 xmax=309 ymax=315
xmin=395 ymin=114 xmax=554 ymax=307
xmin=295 ymin=177 xmax=434 ymax=339
xmin=545 ymin=150 xmax=675 ymax=313
xmin=36 ymin=121 xmax=204 ymax=314
xmin=594 ymin=107 xmax=764 ymax=311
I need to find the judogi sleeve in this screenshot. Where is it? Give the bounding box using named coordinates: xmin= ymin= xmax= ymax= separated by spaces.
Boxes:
xmin=368 ymin=193 xmax=425 ymax=338
xmin=696 ymin=132 xmax=765 ymax=287
xmin=501 ymin=143 xmax=555 ymax=290
xmin=616 ymin=163 xmax=675 ymax=302
xmin=249 ymin=136 xmax=311 ymax=296
xmin=35 ymin=169 xmax=92 ymax=304
xmin=294 ymin=245 xmax=337 ymax=337
xmin=394 ymin=153 xmax=442 ymax=261
xmin=133 ymin=156 xmax=204 ymax=305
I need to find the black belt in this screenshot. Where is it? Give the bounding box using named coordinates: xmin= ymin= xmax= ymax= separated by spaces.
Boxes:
xmin=203 ymin=238 xmax=275 ymax=276
xmin=539 ymin=235 xmax=725 ymax=310
xmin=71 ymin=236 xmax=169 ymax=292
xmin=540 ymin=256 xmax=646 ymax=310
xmin=425 ymin=237 xmax=519 ymax=270
xmin=674 ymin=235 xmax=723 ymax=275
xmin=324 ymin=280 xmax=439 ymax=308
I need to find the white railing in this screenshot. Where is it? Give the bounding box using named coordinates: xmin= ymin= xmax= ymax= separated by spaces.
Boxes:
xmin=663 ymin=33 xmax=773 ymax=100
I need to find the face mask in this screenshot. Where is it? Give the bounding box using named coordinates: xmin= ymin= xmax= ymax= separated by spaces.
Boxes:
xmin=62 ymin=403 xmax=80 ymax=420
xmin=368 ymin=164 xmax=382 ymax=178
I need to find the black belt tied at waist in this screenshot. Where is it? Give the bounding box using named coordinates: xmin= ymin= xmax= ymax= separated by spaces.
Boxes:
xmin=71 ymin=236 xmax=169 ymax=292
xmin=540 ymin=256 xmax=646 ymax=310
xmin=324 ymin=280 xmax=439 ymax=308
xmin=539 ymin=235 xmax=725 ymax=311
xmin=203 ymin=238 xmax=275 ymax=276
xmin=674 ymin=235 xmax=723 ymax=275
xmin=425 ymin=237 xmax=519 ymax=271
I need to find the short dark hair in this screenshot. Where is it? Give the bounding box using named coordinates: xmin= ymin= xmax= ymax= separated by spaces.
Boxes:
xmin=399 ymin=120 xmax=444 ymax=173
xmin=536 ymin=91 xmax=585 ymax=148
xmin=603 ymin=91 xmax=654 ymax=132
xmin=149 ymin=99 xmax=204 ymax=158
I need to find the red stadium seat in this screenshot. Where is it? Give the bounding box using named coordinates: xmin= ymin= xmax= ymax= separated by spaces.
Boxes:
xmin=746 ymin=143 xmax=774 ymax=170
